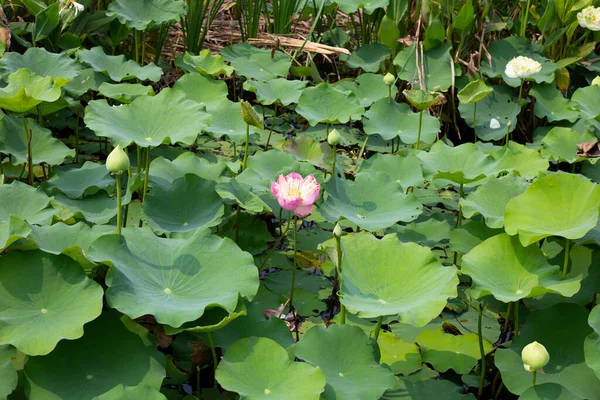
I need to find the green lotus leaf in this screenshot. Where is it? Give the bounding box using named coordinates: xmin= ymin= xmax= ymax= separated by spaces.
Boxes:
xmin=0 ymin=112 xmax=74 ymax=166
xmin=203 ymin=99 xmax=263 ymax=144
xmin=142 ymin=174 xmax=224 ymax=233
xmin=24 ymin=311 xmax=166 ymax=400
xmin=381 ymin=377 xmax=476 ymax=400
xmin=334 ymin=0 xmax=389 ymax=14
xmin=389 ymin=217 xmax=451 ymax=247
xmin=296 ymin=83 xmax=365 ymax=126
xmin=64 ymin=68 xmax=111 ymax=97
xmin=0 ymin=215 xmax=30 ymax=252
xmin=403 ymin=89 xmax=441 ymax=111
xmin=418 ymin=141 xmax=499 ymax=184
xmin=441 ymin=301 xmax=501 ymax=344
xmin=336 ymin=73 xmax=398 ymax=107
xmin=97 ymin=385 xmax=167 ymax=400
xmin=457 ymin=79 xmax=493 ymax=104
xmin=0 ymin=47 xmax=81 ymax=80
xmin=164 ymin=302 xmax=248 ymax=334
xmin=504 ymin=173 xmax=600 ymax=246
xmin=339 ymin=233 xmax=458 ymax=324
xmin=0 ymin=345 xmax=17 ymax=399
xmin=231 ymin=51 xmax=291 ymax=81
xmin=540 ymin=127 xmax=596 ymax=164
xmin=572 ymin=85 xmax=600 ymax=119
xmin=45 ymin=161 xmax=113 ymax=199
xmin=216 ymin=337 xmax=326 ymax=400
xmin=362 ymin=98 xmax=440 ymax=143
xmin=377 ymin=331 xmax=422 ymax=376
xmin=220 ymin=43 xmax=270 ymax=63
xmin=495 ymin=303 xmax=600 ymax=399
xmin=359 ymin=152 xmax=425 ymax=191
xmin=415 ymin=329 xmax=492 ymax=374
xmin=340 ymin=43 xmax=390 ymax=72
xmin=149 ymin=152 xmax=226 ymax=187
xmin=0 ymin=180 xmax=53 ymax=225
xmin=77 ymin=46 xmax=163 ymax=82
xmin=243 ymin=78 xmax=308 ymax=106
xmin=89 ymin=227 xmax=259 ymax=328
xmin=106 ymin=0 xmax=185 ymax=30
xmin=263 ymin=269 xmax=328 ymax=316
xmin=216 ymin=178 xmax=270 ymax=213
xmin=51 ymin=187 xmax=132 ymax=225
xmin=449 ymin=219 xmax=503 ymax=254
xmin=0 ymin=251 xmax=103 ymax=355
xmin=0 ymin=68 xmax=67 ymax=113
xmin=529 ymin=84 xmax=580 ymax=123
xmin=98 ymin=82 xmax=154 ymax=103
xmin=481 ymin=36 xmax=558 ymax=86
xmin=585 ymin=304 xmax=600 ymax=379
xmin=282 ymin=136 xmax=332 ymax=170
xmin=172 ymin=73 xmax=229 ymax=111
xmin=519 ymin=383 xmax=576 ymax=400
xmin=394 ymin=44 xmax=454 ymax=91
xmin=491 ymin=141 xmax=549 ymax=180
xmin=462 ymin=233 xmax=582 ymax=302
xmin=182 ymin=50 xmax=233 ymax=76
xmin=320 ymin=173 xmax=423 ymax=231
xmin=460 ymin=173 xmax=529 ymax=228
xmin=85 ymin=88 xmax=211 ymax=147
xmin=293 ymin=325 xmax=395 ymax=400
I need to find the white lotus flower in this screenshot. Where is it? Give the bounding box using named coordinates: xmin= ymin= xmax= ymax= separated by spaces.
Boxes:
xmin=505 ymin=56 xmax=542 ymax=79
xmin=578 ymin=6 xmax=600 ymax=31
xmin=490 ymin=118 xmax=501 ymax=129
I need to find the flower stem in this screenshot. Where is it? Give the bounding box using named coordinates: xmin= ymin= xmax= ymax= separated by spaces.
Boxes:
xmin=242 ymin=123 xmax=250 ymax=171
xmin=357 ymin=135 xmax=369 ymax=162
xmin=561 ymin=238 xmax=571 ymax=280
xmin=142 ymin=146 xmax=151 ymax=205
xmin=265 ymin=104 xmax=278 ymax=150
xmin=116 ymin=173 xmax=122 ymax=235
xmin=532 ymin=370 xmax=537 ymax=386
xmin=513 ymin=300 xmax=520 ymax=336
xmin=415 ymin=110 xmax=423 ymax=150
xmin=288 ymin=216 xmax=299 ymax=313
xmin=504 ymin=122 xmax=511 ymax=148
xmin=331 ymin=144 xmax=337 ymax=178
xmin=372 ymin=316 xmax=383 ymax=340
xmin=503 ymin=302 xmax=513 ymax=334
xmin=517 ymin=81 xmax=524 ymax=107
xmin=207 ymin=331 xmax=218 ymax=389
xmin=521 ymin=0 xmax=532 ymax=37
xmin=478 ymin=303 xmax=486 ymax=398
xmin=21 ymin=113 xmax=33 ymax=186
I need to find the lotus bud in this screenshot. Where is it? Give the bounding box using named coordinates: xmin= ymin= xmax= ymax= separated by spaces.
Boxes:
xmin=383 ymin=72 xmax=395 ymax=86
xmin=106 ymin=145 xmax=130 ymax=174
xmin=333 ymin=223 xmax=343 ymax=238
xmin=0 ymin=28 xmax=11 ymax=50
xmin=327 ymin=128 xmax=341 ymax=146
xmin=521 ymin=341 xmax=549 ymax=372
xmin=241 ymin=100 xmax=263 ymax=129
xmin=592 ymin=76 xmax=600 ymax=86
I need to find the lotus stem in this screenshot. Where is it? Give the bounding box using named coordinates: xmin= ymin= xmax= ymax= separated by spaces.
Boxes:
xmin=207 ymin=332 xmax=218 ymax=388
xmin=140 ymin=30 xmax=146 ymax=66
xmin=532 ymin=370 xmax=537 ymax=386
xmin=473 ymin=102 xmax=477 ymax=141
xmin=75 ymin=110 xmax=80 ymax=163
xmin=21 ymin=113 xmax=33 ymax=186
xmin=517 ymin=81 xmax=524 ymax=108
xmin=415 ymin=110 xmax=423 ymax=150
xmin=504 ymin=122 xmax=511 ymax=148
xmin=503 ymin=302 xmax=513 ymax=334
xmin=334 ymin=230 xmax=345 ymax=324
xmin=521 ymin=0 xmax=532 ymax=37
xmin=115 ymin=173 xmax=123 ymax=235
xmin=372 ymin=316 xmax=383 ymax=340
xmin=331 ymin=145 xmax=337 ymax=178
xmin=561 ymin=238 xmax=571 ymax=280
xmin=242 ymin=123 xmax=250 ymax=171
xmin=136 ymin=147 xmax=141 ymax=175
xmin=478 ymin=303 xmax=486 ymax=398
xmin=357 ymin=135 xmax=369 ymax=162
xmin=514 ymin=300 xmax=520 ymax=336
xmin=265 ymin=104 xmax=278 ymax=150
xmin=142 ymin=146 xmax=151 ymax=204
xmin=288 ymin=216 xmax=299 ymax=313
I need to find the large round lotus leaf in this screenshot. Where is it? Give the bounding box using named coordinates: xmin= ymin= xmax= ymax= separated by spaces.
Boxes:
xmin=333 ymin=73 xmax=397 ymax=108
xmin=388 ymin=217 xmax=451 ymax=247
xmin=45 ymin=161 xmax=113 ymax=199
xmin=572 ymin=85 xmax=600 ymax=119
xmin=458 ymin=85 xmax=520 ymax=141
xmin=64 ymin=68 xmax=111 ymax=97
xmin=393 ymin=44 xmax=453 ymax=91
xmin=182 ymin=50 xmax=233 ymax=76
xmin=142 ymin=174 xmax=224 ymax=233
xmin=585 ymin=305 xmax=600 ymax=379
xmin=0 ymin=180 xmax=52 ymax=225
xmin=462 ymin=233 xmax=582 ymax=302
xmin=359 ymin=153 xmax=425 ymax=191
xmin=97 ymin=82 xmax=154 ymax=103
xmin=88 ymin=227 xmax=259 ymax=328
xmin=96 ymin=384 xmax=167 ymax=400
xmin=449 ymin=219 xmax=503 ymax=254
xmin=377 ymin=331 xmax=422 ymax=376
xmin=540 ymin=127 xmax=596 ymax=164
xmin=334 ymin=0 xmax=389 ymax=14
xmin=362 ymin=98 xmax=440 ymax=143
xmin=340 ymin=43 xmax=390 ymax=73
xmin=417 ymin=141 xmax=499 ymax=184
xmin=0 ymin=345 xmax=17 ymax=399
xmin=243 ymin=78 xmax=308 ymax=106
xmin=149 ymin=152 xmax=226 ymax=187
xmin=51 ymin=191 xmax=130 ymax=225
xmin=339 ymin=233 xmax=458 ymax=324
xmin=495 ymin=303 xmax=600 ymax=399
xmin=282 ymin=137 xmax=333 ymax=170
xmin=320 ymin=173 xmax=423 ymax=231
xmin=172 ymin=73 xmax=229 ymax=111
xmin=216 ymin=337 xmax=325 ymax=399
xmin=203 ymin=99 xmax=264 ymax=144
xmin=24 ymin=311 xmax=166 ymax=400
xmin=529 ymin=84 xmax=580 ymax=123
xmin=77 ymin=46 xmax=162 ymax=82
xmin=0 ymin=68 xmax=67 ymax=113
xmin=106 ymin=0 xmax=184 ymax=30
xmin=381 ymin=376 xmax=476 ymax=400
xmin=293 ymin=325 xmax=395 ymax=400
xmin=0 ymin=251 xmax=103 ymax=356
xmin=0 ymin=47 xmax=81 ymax=80
xmin=520 ymin=383 xmax=576 ymax=400
xmin=504 ymin=173 xmax=600 ymax=246
xmin=231 ymin=51 xmax=291 ymax=81
xmin=480 ymin=36 xmax=558 ymax=87
xmin=492 ymin=141 xmax=549 ymax=180
xmin=0 ymin=113 xmax=74 ymax=166
xmin=216 ymin=178 xmax=271 ymax=213
xmin=415 ymin=329 xmax=492 ymax=374
xmin=85 ymin=88 xmax=210 ymax=147
xmin=460 ymin=173 xmax=529 ymax=228
xmin=457 ymin=79 xmax=492 ymax=104
xmin=296 ymin=83 xmax=365 ymax=126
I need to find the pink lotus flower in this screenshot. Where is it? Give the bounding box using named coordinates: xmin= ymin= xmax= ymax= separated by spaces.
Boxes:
xmin=271 ymin=172 xmax=320 ymax=217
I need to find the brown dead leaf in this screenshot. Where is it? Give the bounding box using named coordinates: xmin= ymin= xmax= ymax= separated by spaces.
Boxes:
xmin=577 ymin=140 xmax=600 ymax=158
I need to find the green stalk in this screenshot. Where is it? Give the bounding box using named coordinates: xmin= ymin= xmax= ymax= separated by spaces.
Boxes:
xmin=415 ymin=110 xmax=423 ymax=150
xmin=503 ymin=302 xmax=513 ymax=333
xmin=331 ymin=145 xmax=337 ymax=178
xmin=517 ymin=81 xmax=524 ymax=107
xmin=521 ymin=0 xmax=532 ymax=37
xmin=473 ymin=102 xmax=477 ymax=141
xmin=75 ymin=109 xmax=80 ymax=163
xmin=335 ymin=233 xmax=345 ymax=325
xmin=357 ymin=135 xmax=369 ymax=163
xmin=265 ymin=104 xmax=278 ymax=150
xmin=21 ymin=113 xmax=33 ymax=186
xmin=513 ymin=300 xmax=520 ymax=336
xmin=532 ymin=370 xmax=537 ymax=386
xmin=137 ymin=147 xmax=141 ymax=175
xmin=561 ymin=238 xmax=571 ymax=280
xmin=142 ymin=146 xmax=151 ymax=204
xmin=207 ymin=332 xmax=218 ymax=389
xmin=372 ymin=316 xmax=383 ymax=340
xmin=140 ymin=30 xmax=146 ymax=65
xmin=242 ymin=123 xmax=250 ymax=171
xmin=115 ymin=173 xmax=123 ymax=235
xmin=289 ymin=216 xmax=299 ymax=312
xmin=478 ymin=304 xmax=486 ymax=398
xmin=504 ymin=122 xmax=511 ymax=148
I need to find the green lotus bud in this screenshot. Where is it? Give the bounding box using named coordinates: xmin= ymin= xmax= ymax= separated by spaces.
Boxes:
xmin=521 ymin=341 xmax=549 ymax=372
xmin=241 ymin=100 xmax=263 ymax=129
xmin=592 ymin=76 xmax=600 ymax=86
xmin=383 ymin=72 xmax=395 ymax=86
xmin=328 ymin=128 xmax=341 ymax=146
xmin=333 ymin=223 xmax=343 ymax=238
xmin=106 ymin=145 xmax=130 ymax=174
